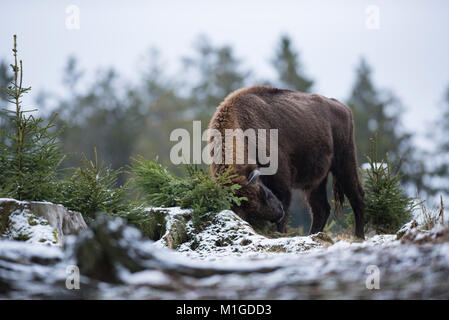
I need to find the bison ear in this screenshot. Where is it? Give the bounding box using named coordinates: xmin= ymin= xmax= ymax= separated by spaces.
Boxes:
xmin=246 ymin=169 xmax=260 ymax=185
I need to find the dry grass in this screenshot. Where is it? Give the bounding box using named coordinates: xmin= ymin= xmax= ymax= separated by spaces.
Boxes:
xmin=416 ymin=195 xmax=446 ymax=231
xmin=419 ymin=203 xmax=440 ymax=230
xmin=333 ymin=233 xmax=364 ymax=243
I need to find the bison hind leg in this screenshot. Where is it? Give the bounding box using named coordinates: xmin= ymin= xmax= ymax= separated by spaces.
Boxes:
xmin=307 ymin=176 xmax=331 ymax=235
xmin=331 ymin=164 xmax=365 ymax=239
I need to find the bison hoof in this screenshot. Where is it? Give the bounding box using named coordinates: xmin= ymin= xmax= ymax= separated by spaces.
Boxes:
xmin=355 ymin=232 xmax=365 ymax=240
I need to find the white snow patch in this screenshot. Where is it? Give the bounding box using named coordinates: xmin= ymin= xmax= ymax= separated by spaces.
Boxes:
xmin=3 ymin=209 xmax=58 ymax=245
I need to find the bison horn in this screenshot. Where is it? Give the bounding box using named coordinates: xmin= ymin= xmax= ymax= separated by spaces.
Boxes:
xmin=246 ymin=169 xmax=260 ymax=185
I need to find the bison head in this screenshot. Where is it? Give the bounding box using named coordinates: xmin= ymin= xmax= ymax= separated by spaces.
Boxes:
xmin=235 ymin=169 xmax=285 ymax=229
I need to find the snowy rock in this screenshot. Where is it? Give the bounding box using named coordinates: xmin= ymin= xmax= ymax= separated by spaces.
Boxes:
xmin=150 ymin=207 xmax=329 ymax=259
xmin=64 ymin=214 xmax=147 ymax=283
xmin=0 ymin=198 xmax=87 ymax=245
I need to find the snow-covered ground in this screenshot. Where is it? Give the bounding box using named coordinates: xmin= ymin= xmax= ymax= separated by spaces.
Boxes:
xmin=1 ymin=207 xmax=448 ymax=299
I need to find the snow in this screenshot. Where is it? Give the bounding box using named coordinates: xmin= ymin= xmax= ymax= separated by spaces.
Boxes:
xmin=0 ymin=240 xmax=63 ymax=261
xmin=116 ymin=240 xmax=449 ymax=299
xmin=119 ymin=268 xmax=172 ymax=286
xmin=360 ymin=162 xmax=387 ymax=171
xmin=3 ymin=209 xmax=58 ymax=245
xmin=1 ymin=204 xmax=448 ymax=299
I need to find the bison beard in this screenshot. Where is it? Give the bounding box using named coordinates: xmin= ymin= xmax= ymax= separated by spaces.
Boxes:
xmin=208 ymin=85 xmax=366 ymax=239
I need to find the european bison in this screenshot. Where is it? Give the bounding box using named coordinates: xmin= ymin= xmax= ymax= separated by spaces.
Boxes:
xmin=208 ymin=85 xmax=365 ymax=239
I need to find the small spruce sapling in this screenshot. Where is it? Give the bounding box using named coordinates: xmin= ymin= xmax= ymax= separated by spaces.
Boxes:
xmin=61 ymin=148 xmax=129 ymax=223
xmin=0 ymin=35 xmax=64 ymax=201
xmin=362 ymin=137 xmax=417 ymax=234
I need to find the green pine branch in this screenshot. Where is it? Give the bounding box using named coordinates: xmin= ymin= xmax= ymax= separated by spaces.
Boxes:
xmin=128 ymin=157 xmax=246 ymax=231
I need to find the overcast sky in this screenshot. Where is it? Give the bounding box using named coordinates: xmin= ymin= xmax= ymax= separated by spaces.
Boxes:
xmin=1 ymin=0 xmax=448 ymax=150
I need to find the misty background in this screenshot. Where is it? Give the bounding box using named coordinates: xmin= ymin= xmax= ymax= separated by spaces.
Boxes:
xmin=1 ymin=0 xmax=448 ymax=231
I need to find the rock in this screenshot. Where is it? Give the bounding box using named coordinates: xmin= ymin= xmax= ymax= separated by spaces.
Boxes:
xmin=141 ymin=207 xmax=190 ymax=249
xmin=152 ymin=207 xmax=324 ymax=258
xmin=0 ymin=199 xmax=20 ymax=235
xmin=65 ymin=214 xmax=147 ymax=283
xmin=28 ymin=201 xmax=87 ymax=237
xmin=0 ymin=240 xmax=68 ymax=298
xmin=0 ymin=198 xmax=87 ymax=245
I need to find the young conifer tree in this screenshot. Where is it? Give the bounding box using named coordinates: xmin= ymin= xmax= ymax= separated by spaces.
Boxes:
xmin=363 ymin=136 xmax=417 ymax=234
xmin=60 ymin=148 xmax=129 ymax=222
xmin=0 ymin=35 xmax=64 ymax=201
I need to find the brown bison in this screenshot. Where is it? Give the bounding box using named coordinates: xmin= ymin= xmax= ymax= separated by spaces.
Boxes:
xmin=208 ymin=85 xmax=365 ymax=239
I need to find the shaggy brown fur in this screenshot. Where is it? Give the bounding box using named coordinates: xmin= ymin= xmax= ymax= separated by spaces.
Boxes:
xmin=209 ymin=85 xmax=365 ymax=239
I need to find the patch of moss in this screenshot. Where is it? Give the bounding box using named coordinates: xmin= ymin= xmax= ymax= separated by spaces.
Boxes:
xmin=121 ymin=208 xmax=168 ymax=241
xmin=53 ymin=229 xmax=59 ymax=244
xmin=146 ymin=210 xmax=168 ymax=241
xmin=28 ymin=216 xmax=38 ymax=226
xmin=252 ymin=220 xmax=278 ymax=237
xmin=252 ymin=221 xmax=305 ymax=239
xmin=190 ymin=237 xmax=200 ymax=250
xmin=240 ymin=238 xmax=252 ymax=246
xmin=267 ymin=245 xmax=287 ymax=253
xmin=0 ymin=201 xmax=19 ymax=235
xmin=214 ymin=237 xmax=233 ymax=247
xmin=14 ymin=232 xmax=31 ymax=241
xmin=168 ymin=216 xmax=190 ymax=249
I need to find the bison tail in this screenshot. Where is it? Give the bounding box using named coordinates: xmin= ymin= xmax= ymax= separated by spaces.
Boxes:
xmin=332 ymin=174 xmax=345 ymax=217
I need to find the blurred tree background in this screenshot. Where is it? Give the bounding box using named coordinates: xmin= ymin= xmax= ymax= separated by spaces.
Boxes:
xmin=430 ymin=88 xmax=449 ymax=195
xmin=0 ymin=61 xmax=13 ymax=145
xmin=1 ymin=34 xmax=446 ymax=233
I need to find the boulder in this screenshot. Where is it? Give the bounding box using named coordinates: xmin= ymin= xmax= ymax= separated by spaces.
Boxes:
xmin=65 ymin=214 xmax=147 ymax=283
xmin=149 ymin=207 xmax=328 ymax=259
xmin=0 ymin=198 xmax=87 ymax=245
